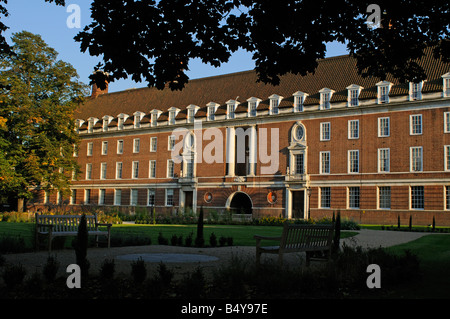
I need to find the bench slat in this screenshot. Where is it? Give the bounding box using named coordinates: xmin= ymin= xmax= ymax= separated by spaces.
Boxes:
xmin=255 ymin=221 xmax=334 ymax=267
xmin=35 ymin=213 xmax=111 ymax=252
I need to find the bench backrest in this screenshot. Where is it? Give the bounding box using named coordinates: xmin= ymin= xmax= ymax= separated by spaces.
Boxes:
xmin=280 ymin=222 xmax=334 ymax=252
xmin=35 ymin=214 xmax=98 ymax=233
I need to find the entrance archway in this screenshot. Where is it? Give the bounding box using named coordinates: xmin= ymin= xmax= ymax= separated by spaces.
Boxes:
xmin=228 ymin=192 xmax=253 ymax=215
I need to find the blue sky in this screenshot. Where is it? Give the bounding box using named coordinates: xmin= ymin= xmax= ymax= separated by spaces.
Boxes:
xmin=4 ymin=0 xmax=349 ymax=93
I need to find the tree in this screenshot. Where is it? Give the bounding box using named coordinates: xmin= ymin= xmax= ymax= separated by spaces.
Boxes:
xmin=195 ymin=206 xmax=204 ymax=247
xmin=0 ymin=31 xmax=88 ymax=210
xmin=73 ymin=0 xmax=449 ymax=91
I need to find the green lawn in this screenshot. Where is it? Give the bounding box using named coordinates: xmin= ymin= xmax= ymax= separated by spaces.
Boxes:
xmin=0 ymin=222 xmax=355 ymax=250
xmin=385 ymin=234 xmax=450 ymax=298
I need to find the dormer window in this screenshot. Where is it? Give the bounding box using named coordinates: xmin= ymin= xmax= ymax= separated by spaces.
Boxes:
xmin=207 ymin=102 xmax=219 ymax=121
xmin=87 ymin=117 xmax=98 ymax=133
xmin=102 ymin=116 xmax=113 ymax=132
xmin=269 ymin=94 xmax=282 ymax=115
xmin=118 ymin=117 xmax=124 ymax=130
xmin=346 ymin=85 xmax=363 ymax=107
xmin=226 ymin=100 xmax=238 ymax=119
xmin=376 ymin=81 xmax=392 ymax=104
xmin=293 ymin=92 xmax=308 ymax=112
xmin=442 ymin=73 xmax=450 ymax=97
xmin=319 ymin=88 xmax=334 ymax=110
xmin=167 ymin=107 xmax=180 ymax=125
xmin=186 ymin=104 xmax=199 ymax=124
xmin=150 ymin=110 xmax=161 ymax=127
xmin=168 ymin=110 xmax=175 ymax=125
xmin=247 ymin=97 xmax=260 ymax=117
xmin=88 ymin=119 xmax=94 ymax=133
xmin=409 ymin=82 xmax=423 ymax=101
xmin=133 ymin=112 xmax=144 ymax=128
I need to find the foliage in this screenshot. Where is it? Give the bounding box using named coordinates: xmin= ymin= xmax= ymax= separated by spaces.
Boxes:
xmin=195 ymin=206 xmax=204 ymax=247
xmin=0 ymin=31 xmax=88 ymax=205
xmin=42 ymin=255 xmax=60 ymax=283
xmin=130 ymin=257 xmax=147 ymax=284
xmin=73 ymin=0 xmax=449 ymax=91
xmin=73 ymin=214 xmax=90 ymax=277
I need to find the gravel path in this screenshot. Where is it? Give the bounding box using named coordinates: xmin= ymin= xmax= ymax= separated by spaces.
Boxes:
xmin=1 ymin=229 xmax=432 ymax=280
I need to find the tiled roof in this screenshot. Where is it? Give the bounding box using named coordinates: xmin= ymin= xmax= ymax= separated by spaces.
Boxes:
xmin=75 ymin=46 xmax=449 ymax=121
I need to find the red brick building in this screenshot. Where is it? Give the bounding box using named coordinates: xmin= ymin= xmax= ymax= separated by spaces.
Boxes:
xmin=38 ymin=47 xmax=450 ymax=225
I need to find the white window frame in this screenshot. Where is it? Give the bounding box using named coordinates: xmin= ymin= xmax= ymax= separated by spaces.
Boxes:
xmin=376 ymin=81 xmax=392 ymax=104
xmin=133 ymin=138 xmax=140 ymax=153
xmin=70 ymin=189 xmax=76 ymax=205
xmin=346 ymin=84 xmax=363 ymax=107
xmin=445 ymin=186 xmax=450 ymax=210
xmin=101 ymin=141 xmax=108 ymax=155
xmin=319 ymin=88 xmax=334 ymax=110
xmin=147 ymin=189 xmax=155 ymax=207
xmin=348 ymin=120 xmax=359 ymax=139
xmin=410 ymin=114 xmax=423 ymax=135
xmin=85 ymin=163 xmax=92 ymax=180
xmin=117 ymin=140 xmax=124 ymax=154
xmin=320 ymin=151 xmax=330 ymax=174
xmin=348 ymin=186 xmax=360 ymax=209
xmin=320 ymin=187 xmax=331 ymax=209
xmin=293 ymin=91 xmax=308 ymax=112
xmin=165 ymin=189 xmax=174 ymax=206
xmin=84 ymin=189 xmax=91 ymax=205
xmin=149 ymin=160 xmax=156 ymax=178
xmin=445 ymin=145 xmax=450 ymax=171
xmin=442 ymin=73 xmax=450 ymax=98
xmin=132 ymin=161 xmax=139 ymax=179
xmin=247 ymin=97 xmax=260 ymax=117
xmin=378 ymin=117 xmax=390 ymax=137
xmin=114 ymin=189 xmax=121 ymax=206
xmin=378 ymin=186 xmax=391 ymax=210
xmin=98 ymin=189 xmax=106 ymax=205
xmin=226 ymin=100 xmax=237 ymax=119
xmin=116 ymin=162 xmax=123 ymax=179
xmin=168 ymin=135 xmax=175 ymax=151
xmin=87 ymin=142 xmax=93 ymax=156
xmin=410 ymin=186 xmax=424 ymax=210
xmin=150 ymin=137 xmax=157 ymax=152
xmin=167 ymin=159 xmax=174 ymax=178
xmin=410 ymin=146 xmax=423 ymax=172
xmin=444 ymin=112 xmax=450 ymax=133
xmin=100 ymin=162 xmax=107 ymax=180
xmin=269 ymin=94 xmax=281 ymax=115
xmin=130 ymin=189 xmax=138 ymax=206
xmin=409 ymin=81 xmax=423 ymax=101
xmin=320 ymin=122 xmax=331 ymax=141
xmin=378 ymin=148 xmax=390 ymax=173
xmin=348 ymin=150 xmax=359 ymax=173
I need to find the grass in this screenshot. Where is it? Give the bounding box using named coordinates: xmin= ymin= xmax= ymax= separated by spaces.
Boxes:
xmin=0 ymin=222 xmax=355 ymax=250
xmin=385 ymin=234 xmax=450 ymax=298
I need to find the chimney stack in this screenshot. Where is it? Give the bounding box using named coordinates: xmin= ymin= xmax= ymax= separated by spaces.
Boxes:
xmin=90 ymin=70 xmax=109 ymax=98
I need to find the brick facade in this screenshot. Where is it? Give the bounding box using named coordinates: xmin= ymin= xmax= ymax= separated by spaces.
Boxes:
xmin=32 ymin=50 xmax=450 ymax=226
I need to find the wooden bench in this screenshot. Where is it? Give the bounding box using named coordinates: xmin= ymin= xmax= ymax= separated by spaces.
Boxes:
xmin=35 ymin=214 xmax=112 ymax=252
xmin=254 ymin=222 xmax=335 ymax=267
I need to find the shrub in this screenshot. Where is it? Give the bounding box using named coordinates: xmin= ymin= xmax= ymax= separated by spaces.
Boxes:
xmin=73 ymin=214 xmax=90 ymax=277
xmin=2 ymin=264 xmax=26 ymax=290
xmin=177 ymin=267 xmax=206 ymax=298
xmin=170 ymin=234 xmax=179 ymax=246
xmin=209 ymin=232 xmax=217 ymax=247
xmin=195 ymin=206 xmax=204 ymax=247
xmin=158 ymin=232 xmax=168 ymax=245
xmin=219 ymin=236 xmax=227 ymax=247
xmin=43 ymin=255 xmax=60 ymax=283
xmin=100 ymin=258 xmax=115 ymax=280
xmin=184 ymin=232 xmax=193 ymax=247
xmin=130 ymin=257 xmax=147 ymax=284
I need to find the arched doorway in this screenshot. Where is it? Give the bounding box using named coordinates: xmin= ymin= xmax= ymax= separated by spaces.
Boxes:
xmin=228 ymin=192 xmax=252 ymax=215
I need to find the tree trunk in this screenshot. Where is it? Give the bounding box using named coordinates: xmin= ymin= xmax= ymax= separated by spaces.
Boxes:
xmin=17 ymin=198 xmax=24 ymax=212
